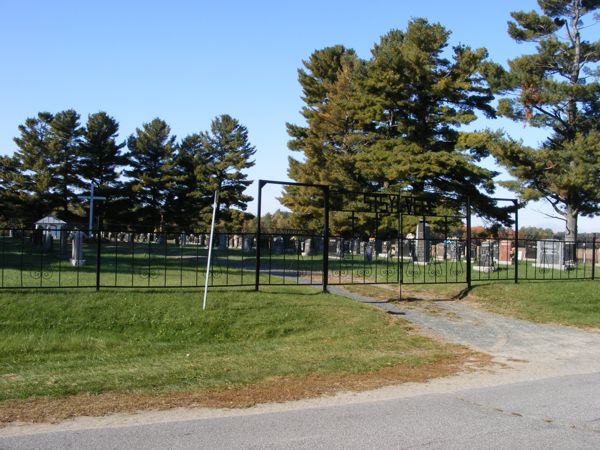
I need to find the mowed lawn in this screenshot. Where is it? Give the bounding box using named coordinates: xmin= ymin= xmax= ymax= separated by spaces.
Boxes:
xmin=0 ymin=286 xmax=461 ymax=407
xmin=469 ymin=281 xmax=600 ymax=328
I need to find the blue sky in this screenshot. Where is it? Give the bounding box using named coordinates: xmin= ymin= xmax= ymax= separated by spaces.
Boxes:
xmin=0 ymin=0 xmax=596 ymax=231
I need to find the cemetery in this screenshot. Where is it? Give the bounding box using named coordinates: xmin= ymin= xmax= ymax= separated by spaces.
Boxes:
xmin=1 ymin=181 xmax=597 ymax=291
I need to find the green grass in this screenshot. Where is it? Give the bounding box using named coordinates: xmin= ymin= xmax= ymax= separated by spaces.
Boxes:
xmin=469 ymin=281 xmax=600 ymax=328
xmin=0 ymin=286 xmax=455 ymax=402
xmin=1 ymin=236 xmax=596 ymax=289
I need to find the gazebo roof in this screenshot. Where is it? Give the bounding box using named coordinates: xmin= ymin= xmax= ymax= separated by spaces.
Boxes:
xmin=35 ymin=216 xmax=67 ymax=225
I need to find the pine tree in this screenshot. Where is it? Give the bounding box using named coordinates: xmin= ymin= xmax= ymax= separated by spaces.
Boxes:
xmin=492 ymin=0 xmax=600 ymax=242
xmin=283 ymin=21 xmax=510 ymax=235
xmin=47 ymin=110 xmax=83 ymax=218
xmin=79 ymin=112 xmax=127 ymax=225
xmin=356 ymin=20 xmax=503 ymax=218
xmin=0 ymin=155 xmax=22 ymax=224
xmin=197 ymin=115 xmax=256 ymax=230
xmin=282 ymin=46 xmax=366 ymax=232
xmin=12 ymin=112 xmax=54 ymax=222
xmin=12 ymin=110 xmax=83 ymax=223
xmin=124 ymin=118 xmax=177 ymax=226
xmin=170 ymin=133 xmax=211 ymax=229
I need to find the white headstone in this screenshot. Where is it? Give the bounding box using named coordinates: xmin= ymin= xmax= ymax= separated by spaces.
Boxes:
xmin=70 ymin=230 xmax=86 ymax=267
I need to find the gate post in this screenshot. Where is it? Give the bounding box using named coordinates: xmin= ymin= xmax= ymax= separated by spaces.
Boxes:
xmin=322 ymin=186 xmax=330 ymax=292
xmin=466 ymin=197 xmax=472 ymax=290
xmin=592 ymin=233 xmax=596 ymax=280
xmin=95 ymin=225 xmax=102 ymax=292
xmin=514 ymin=200 xmax=519 ymax=284
xmin=255 ymin=180 xmax=265 ymax=291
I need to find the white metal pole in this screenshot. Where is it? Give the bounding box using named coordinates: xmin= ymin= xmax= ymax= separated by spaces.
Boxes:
xmin=203 ymin=190 xmax=219 ymax=310
xmin=89 ymin=183 xmax=94 ymax=237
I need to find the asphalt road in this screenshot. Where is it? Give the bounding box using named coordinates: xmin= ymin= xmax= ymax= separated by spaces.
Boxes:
xmin=1 ymin=372 xmax=600 ymax=449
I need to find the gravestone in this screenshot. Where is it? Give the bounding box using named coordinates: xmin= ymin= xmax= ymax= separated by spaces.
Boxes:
xmin=272 ymin=236 xmax=284 ymax=255
xmin=446 ymin=240 xmax=463 ymax=261
xmin=536 ymin=240 xmax=565 ymax=270
xmin=434 ymin=242 xmax=446 ymax=261
xmin=302 ymin=238 xmax=314 ymax=256
xmin=70 ymin=230 xmax=86 ymax=267
xmin=179 ymin=233 xmax=187 ymax=247
xmin=242 ymin=235 xmax=254 ymax=253
xmin=379 ymin=241 xmax=390 ymax=258
xmin=350 ymin=239 xmax=361 ymax=256
xmin=498 ymin=240 xmax=513 ymax=265
xmin=415 ymin=221 xmax=430 ymax=265
xmin=475 ymin=241 xmax=496 ymax=272
xmin=218 ymin=233 xmax=228 ymax=250
xmin=43 ymin=234 xmax=54 ymax=253
xmin=364 ymin=242 xmax=373 ymax=263
xmin=334 ymin=238 xmax=344 ymax=258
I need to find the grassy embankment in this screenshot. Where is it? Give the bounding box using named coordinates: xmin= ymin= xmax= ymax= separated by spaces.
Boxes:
xmin=0 ymin=286 xmax=472 ymax=423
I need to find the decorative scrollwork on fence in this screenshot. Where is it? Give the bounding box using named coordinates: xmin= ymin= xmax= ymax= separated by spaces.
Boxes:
xmin=449 ymin=260 xmax=464 ymax=276
xmin=138 ymin=267 xmax=160 ymax=280
xmin=355 ymin=266 xmax=373 ymax=278
xmin=30 ymin=267 xmax=52 ymax=281
xmin=404 ymin=261 xmax=421 ymax=278
xmin=428 ymin=261 xmax=443 ymax=277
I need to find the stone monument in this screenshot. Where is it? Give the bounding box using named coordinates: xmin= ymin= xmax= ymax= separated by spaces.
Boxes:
xmin=536 ymin=240 xmax=565 ymax=270
xmin=70 ymin=230 xmax=86 ymax=267
xmin=415 ymin=221 xmax=430 ymax=264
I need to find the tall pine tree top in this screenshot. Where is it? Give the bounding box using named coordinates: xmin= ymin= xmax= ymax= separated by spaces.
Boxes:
xmin=492 ymin=0 xmax=600 ymax=241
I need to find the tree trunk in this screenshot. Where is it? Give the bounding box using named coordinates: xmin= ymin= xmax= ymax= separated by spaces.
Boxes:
xmin=565 ymin=204 xmax=578 ymax=265
xmin=565 ymin=205 xmax=578 ymax=243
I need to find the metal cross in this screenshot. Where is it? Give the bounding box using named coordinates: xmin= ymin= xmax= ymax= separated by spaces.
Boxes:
xmin=78 ymin=182 xmax=107 ymax=236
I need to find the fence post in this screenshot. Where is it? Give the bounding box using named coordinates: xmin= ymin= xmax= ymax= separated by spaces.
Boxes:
xmin=95 ymin=226 xmax=102 ymax=292
xmin=466 ymin=197 xmax=472 ymax=290
xmin=592 ymin=234 xmax=596 ymax=280
xmin=255 ymin=180 xmax=264 ymax=291
xmin=514 ymin=200 xmax=519 ymax=284
xmin=322 ymin=185 xmax=330 ymax=293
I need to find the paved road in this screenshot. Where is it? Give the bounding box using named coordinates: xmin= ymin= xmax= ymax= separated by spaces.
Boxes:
xmin=2 ymin=372 xmax=600 ymax=449
xmin=2 ymin=287 xmax=600 ymax=449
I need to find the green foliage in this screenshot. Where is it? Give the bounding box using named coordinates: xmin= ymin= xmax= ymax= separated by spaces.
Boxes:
xmin=79 ymin=112 xmax=127 ymax=225
xmin=200 ymin=115 xmax=256 ymax=230
xmin=172 ymin=115 xmax=256 ymax=230
xmin=491 ymin=0 xmax=600 ymax=241
xmin=124 ymin=118 xmax=177 ymax=226
xmin=11 ymin=110 xmax=83 ymax=222
xmin=2 ymin=111 xmax=256 ymax=229
xmin=283 ymin=19 xmax=510 ymax=234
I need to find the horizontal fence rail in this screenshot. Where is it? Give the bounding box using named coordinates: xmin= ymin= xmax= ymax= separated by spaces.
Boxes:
xmin=0 ymin=228 xmax=598 ymax=290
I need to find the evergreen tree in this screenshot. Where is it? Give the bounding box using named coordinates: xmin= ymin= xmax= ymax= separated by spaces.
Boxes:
xmin=0 ymin=155 xmax=22 ymax=224
xmin=79 ymin=112 xmax=127 ymax=225
xmin=356 ymin=20 xmax=503 ymax=218
xmin=282 ymin=46 xmax=366 ymax=232
xmin=47 ymin=109 xmax=83 ymax=218
xmin=124 ymin=118 xmax=177 ymax=226
xmin=12 ymin=110 xmax=83 ymax=222
xmin=198 ymin=115 xmax=256 ymax=230
xmin=171 ymin=133 xmax=211 ymax=229
xmin=492 ymin=0 xmax=600 ymax=242
xmin=283 ymin=21 xmax=510 ymax=234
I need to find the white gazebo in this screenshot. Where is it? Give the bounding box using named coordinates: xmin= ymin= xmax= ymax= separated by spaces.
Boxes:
xmin=35 ymin=216 xmax=67 ymax=240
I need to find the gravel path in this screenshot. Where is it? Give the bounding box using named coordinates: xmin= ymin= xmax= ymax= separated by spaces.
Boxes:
xmin=328 ymin=285 xmax=600 ymax=378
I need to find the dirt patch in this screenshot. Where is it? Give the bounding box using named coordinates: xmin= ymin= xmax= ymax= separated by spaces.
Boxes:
xmin=0 ymin=348 xmax=486 ymax=425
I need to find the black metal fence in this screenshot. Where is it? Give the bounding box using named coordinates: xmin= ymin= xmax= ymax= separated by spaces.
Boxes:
xmin=0 ymin=227 xmax=597 ymax=290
